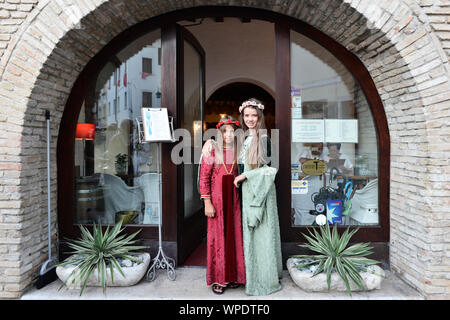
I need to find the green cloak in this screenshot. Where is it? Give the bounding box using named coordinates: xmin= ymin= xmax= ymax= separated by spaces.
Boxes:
xmin=240 ymin=136 xmax=283 ymax=296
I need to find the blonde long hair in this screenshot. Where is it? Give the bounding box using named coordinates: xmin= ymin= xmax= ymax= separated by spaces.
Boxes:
xmin=239 ymin=98 xmax=269 ymax=169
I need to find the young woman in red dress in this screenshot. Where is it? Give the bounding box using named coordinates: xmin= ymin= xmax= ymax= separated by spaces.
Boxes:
xmin=199 ymin=116 xmax=246 ymax=294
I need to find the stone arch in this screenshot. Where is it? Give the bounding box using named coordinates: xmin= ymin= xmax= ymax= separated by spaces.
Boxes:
xmin=0 ymin=0 xmax=448 ymax=298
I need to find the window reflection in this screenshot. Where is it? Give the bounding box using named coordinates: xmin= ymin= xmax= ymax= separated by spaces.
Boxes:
xmin=74 ymin=29 xmax=162 ymax=225
xmin=183 ymin=40 xmax=203 ymax=220
xmin=290 ymin=31 xmax=379 ymax=227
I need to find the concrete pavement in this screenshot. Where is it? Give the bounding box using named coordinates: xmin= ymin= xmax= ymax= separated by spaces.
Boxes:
xmin=20 ymin=267 xmax=424 ymax=300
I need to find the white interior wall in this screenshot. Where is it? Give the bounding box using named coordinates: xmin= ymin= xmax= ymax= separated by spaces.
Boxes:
xmin=185 ymin=18 xmax=276 ymax=99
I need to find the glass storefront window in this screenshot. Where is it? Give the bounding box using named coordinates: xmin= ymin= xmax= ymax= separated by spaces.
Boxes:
xmin=74 ymin=29 xmax=162 ymax=226
xmin=290 ymin=30 xmax=379 ymax=227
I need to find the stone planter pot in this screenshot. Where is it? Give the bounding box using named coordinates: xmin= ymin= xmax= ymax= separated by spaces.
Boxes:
xmin=56 ymin=252 xmax=150 ymax=289
xmin=287 ymin=258 xmax=385 ymax=293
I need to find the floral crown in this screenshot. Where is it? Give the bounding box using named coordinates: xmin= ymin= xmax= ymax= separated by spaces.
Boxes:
xmin=239 ymin=100 xmax=264 ymax=113
xmin=216 ymin=119 xmax=241 ymax=129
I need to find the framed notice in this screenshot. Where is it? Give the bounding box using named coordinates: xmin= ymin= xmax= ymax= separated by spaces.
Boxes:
xmin=325 ymin=119 xmax=358 ymax=143
xmin=292 ymin=119 xmax=324 ymax=142
xmin=141 ymin=108 xmax=173 ymax=142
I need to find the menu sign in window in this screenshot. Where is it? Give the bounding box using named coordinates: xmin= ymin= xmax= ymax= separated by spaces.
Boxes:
xmin=325 ymin=119 xmax=358 ymax=143
xmin=141 ymin=108 xmax=173 ymax=142
xmin=292 ymin=119 xmax=324 ymax=142
xmin=292 ymin=119 xmax=358 ymax=143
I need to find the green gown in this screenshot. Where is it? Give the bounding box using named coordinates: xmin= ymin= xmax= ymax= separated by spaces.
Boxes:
xmin=239 ymin=135 xmax=283 ymax=296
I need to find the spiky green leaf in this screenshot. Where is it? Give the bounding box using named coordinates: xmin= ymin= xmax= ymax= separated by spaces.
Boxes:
xmin=56 ymin=221 xmax=146 ymax=296
xmin=297 ymin=221 xmax=381 ymax=296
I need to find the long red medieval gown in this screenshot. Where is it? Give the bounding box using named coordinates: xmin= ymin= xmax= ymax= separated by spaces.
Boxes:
xmin=199 ymin=147 xmax=246 ymax=287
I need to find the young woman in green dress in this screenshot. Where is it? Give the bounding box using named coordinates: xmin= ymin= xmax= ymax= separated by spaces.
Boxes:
xmin=233 ymin=98 xmax=283 ymax=296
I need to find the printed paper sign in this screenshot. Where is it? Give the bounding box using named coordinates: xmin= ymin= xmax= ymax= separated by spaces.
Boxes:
xmin=292 ymin=119 xmax=324 ymax=142
xmin=143 ymin=203 xmax=160 ymax=225
xmin=291 ymin=96 xmax=302 ymax=108
xmin=325 ymin=119 xmax=358 ymax=143
xmin=291 ymin=86 xmax=301 ymax=96
xmin=292 ymin=180 xmax=308 ymax=194
xmin=141 ymin=108 xmax=173 ymax=142
xmin=292 ymin=119 xmax=358 ymax=143
xmin=291 ymin=107 xmax=302 ymax=119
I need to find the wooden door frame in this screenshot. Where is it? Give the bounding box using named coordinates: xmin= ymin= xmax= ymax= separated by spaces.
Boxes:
xmin=57 ymin=6 xmax=390 ymax=265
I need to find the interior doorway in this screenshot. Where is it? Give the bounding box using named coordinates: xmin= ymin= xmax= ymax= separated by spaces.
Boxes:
xmin=181 ymin=82 xmax=275 ymax=267
xmin=205 ymin=82 xmax=275 ymax=130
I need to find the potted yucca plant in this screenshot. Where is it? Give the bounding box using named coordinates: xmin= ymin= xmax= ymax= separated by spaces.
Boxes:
xmin=287 ymin=223 xmax=385 ymax=296
xmin=56 ymin=221 xmax=150 ymax=295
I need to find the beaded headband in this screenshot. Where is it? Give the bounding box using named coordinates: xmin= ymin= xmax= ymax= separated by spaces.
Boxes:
xmin=216 ymin=119 xmax=241 ymax=129
xmin=239 ymin=100 xmax=265 ymax=113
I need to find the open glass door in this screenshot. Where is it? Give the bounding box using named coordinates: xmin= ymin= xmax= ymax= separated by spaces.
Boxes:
xmin=178 ymin=26 xmax=206 ymax=263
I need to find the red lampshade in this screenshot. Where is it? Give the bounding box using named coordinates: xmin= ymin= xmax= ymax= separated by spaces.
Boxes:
xmin=75 ymin=123 xmax=95 ymax=140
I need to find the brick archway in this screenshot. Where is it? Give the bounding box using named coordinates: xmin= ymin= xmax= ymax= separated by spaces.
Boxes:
xmin=0 ymin=1 xmax=448 ymax=299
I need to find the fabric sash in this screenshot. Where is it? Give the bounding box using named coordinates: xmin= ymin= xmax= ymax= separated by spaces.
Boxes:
xmin=222 ymin=174 xmax=236 ymax=283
